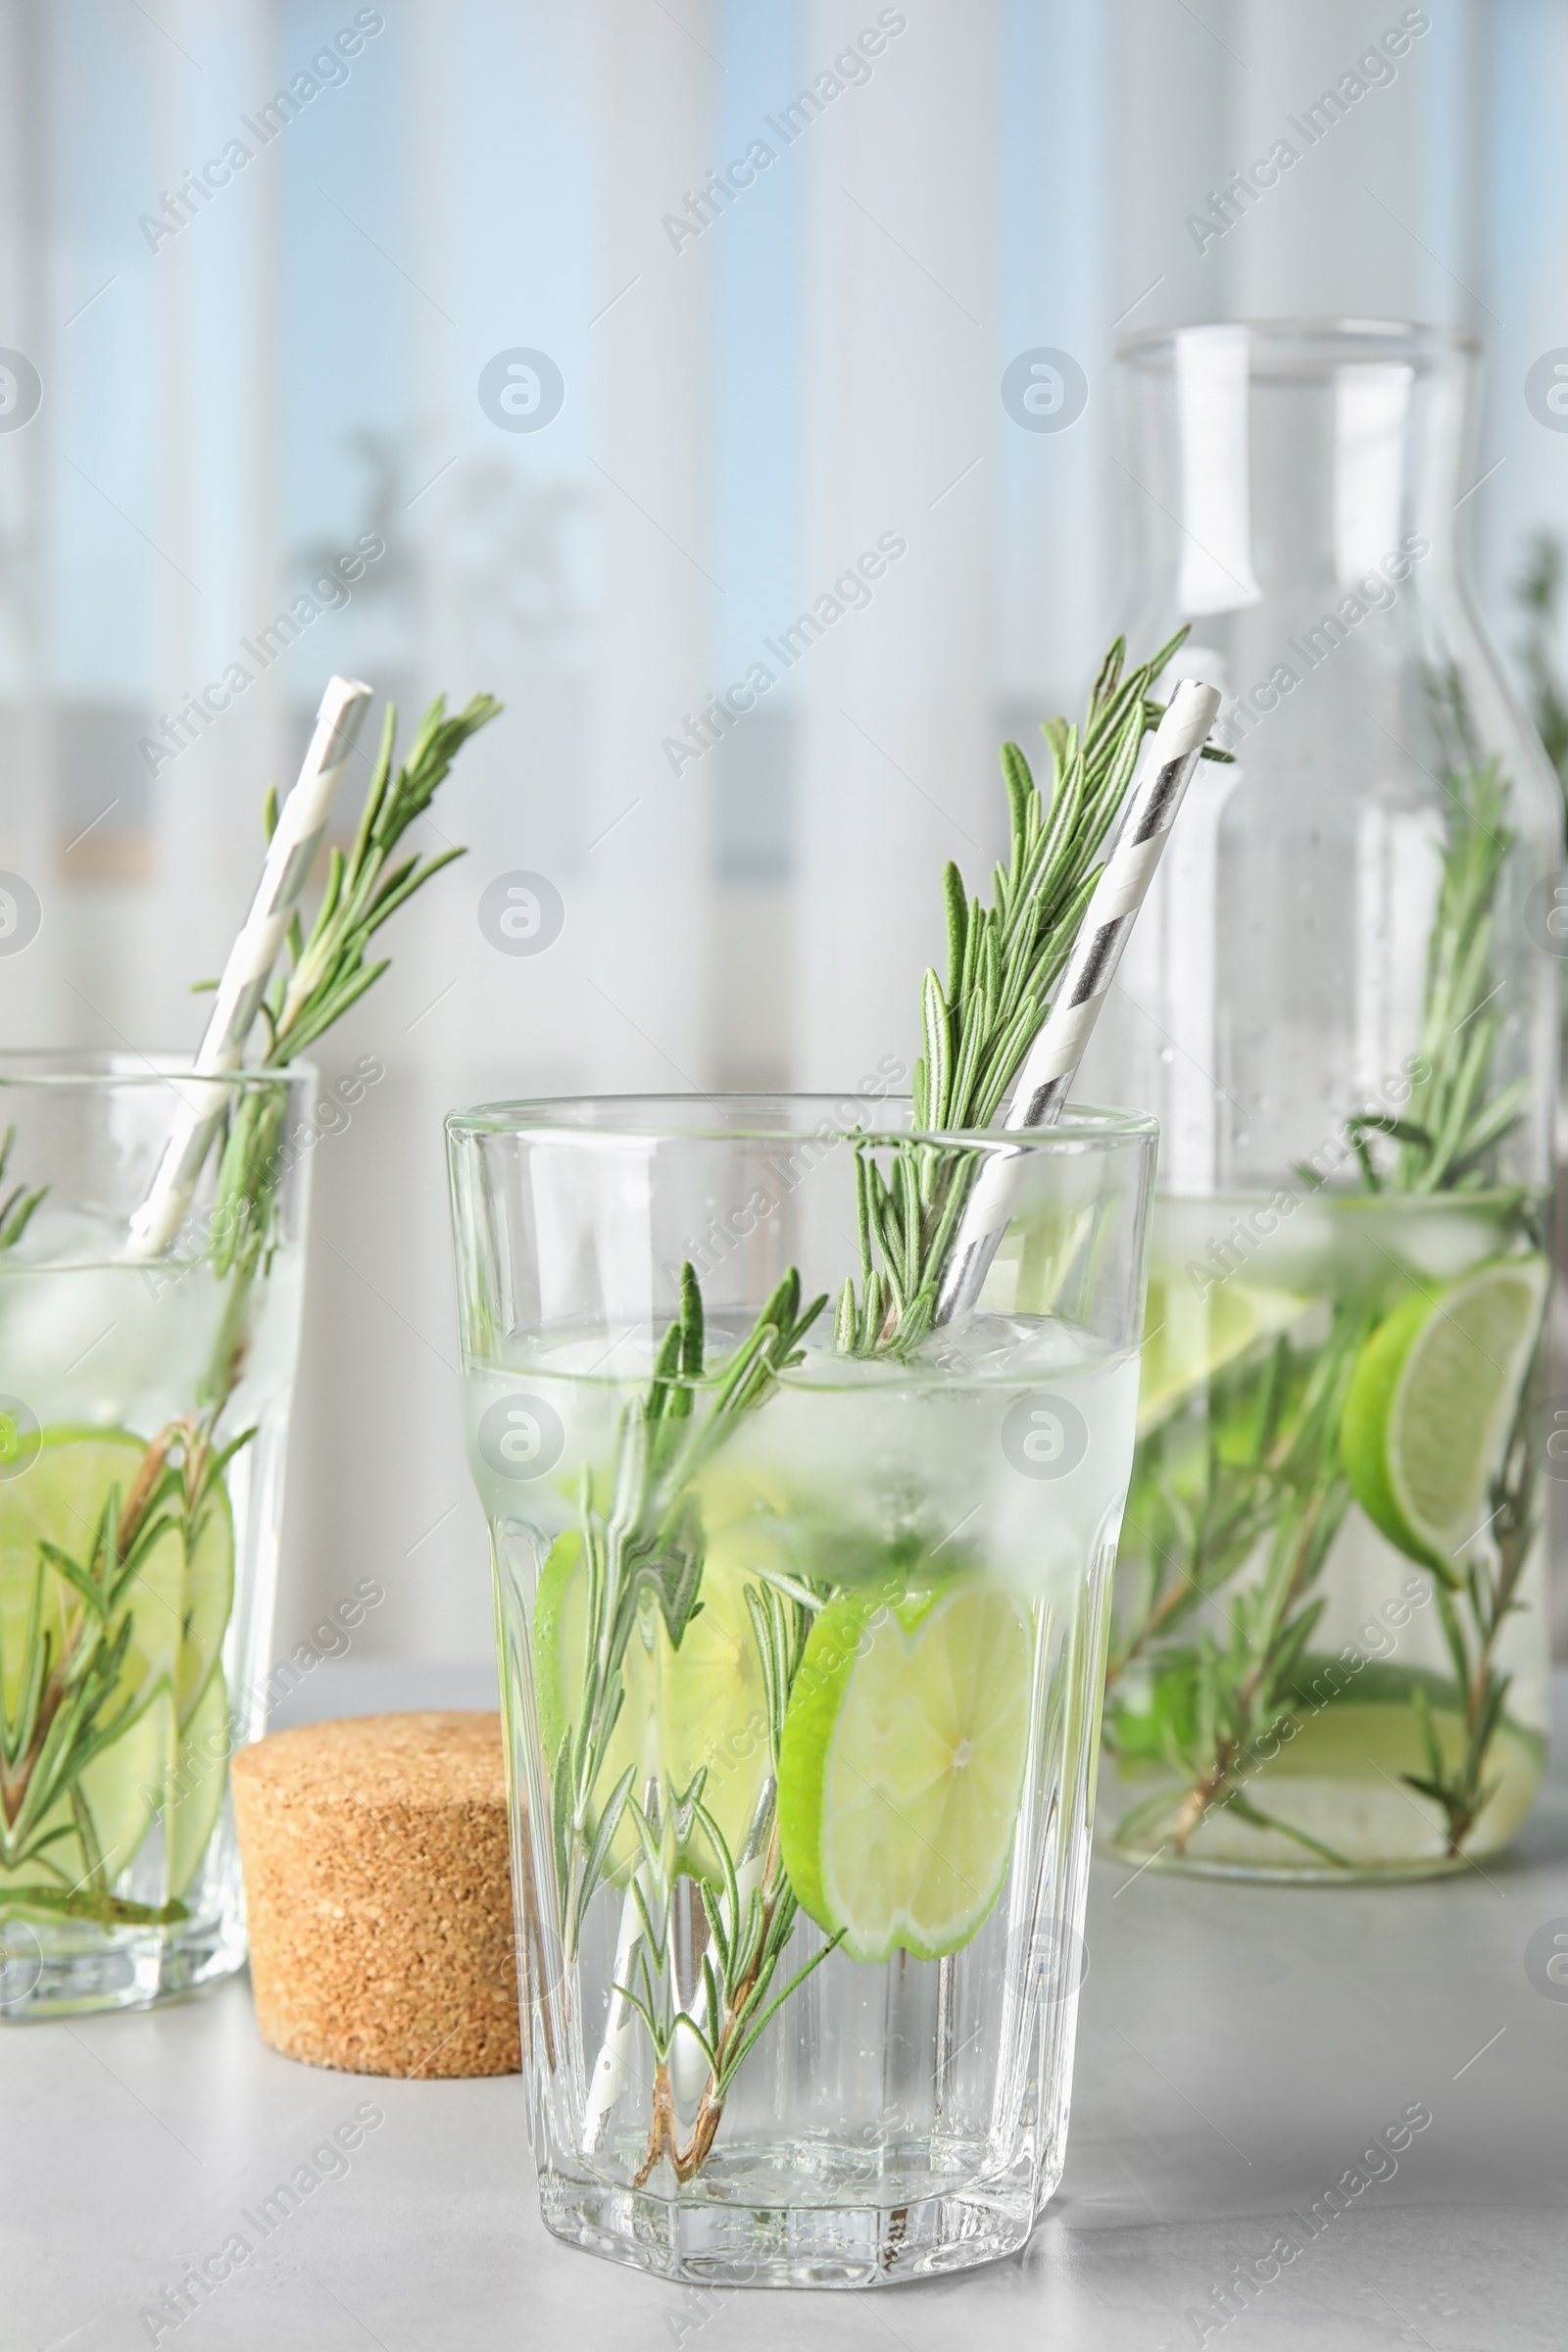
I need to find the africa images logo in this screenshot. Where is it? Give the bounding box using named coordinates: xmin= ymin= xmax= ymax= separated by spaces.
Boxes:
xmin=477 ymin=1394 xmax=565 ymax=1482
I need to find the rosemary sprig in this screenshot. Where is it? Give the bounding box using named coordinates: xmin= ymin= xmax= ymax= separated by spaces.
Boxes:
xmin=205 ymin=691 xmax=501 ymax=1284
xmin=545 ymin=1268 xmax=837 ymax=2186
xmin=620 ymin=1587 xmax=841 ymax=2186
xmin=1354 ymin=734 xmax=1536 ymax=1849
xmin=1105 ymin=1338 xmax=1297 ymax=1702
xmin=0 ymin=1124 xmax=45 ymax=1250
xmin=837 ymin=627 xmax=1230 ymax=1356
xmin=1161 ymin=1312 xmax=1367 ymax=1865
xmin=552 ymin=1265 xmax=826 ymax=1961
xmin=1383 ymin=757 xmax=1527 ymax=1194
xmin=0 ymin=1411 xmax=242 ymax=1921
xmin=261 ymin=693 xmax=500 ymax=1064
xmin=1400 ymin=1340 xmax=1539 ymax=1854
xmin=1513 ymin=531 xmax=1568 ymax=828
xmin=1125 ymin=721 xmax=1537 ymax=1863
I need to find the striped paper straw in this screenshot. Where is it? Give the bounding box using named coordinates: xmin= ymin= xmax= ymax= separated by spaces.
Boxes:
xmin=126 ymin=676 xmax=373 ymax=1257
xmin=933 ymin=676 xmax=1222 ymax=1326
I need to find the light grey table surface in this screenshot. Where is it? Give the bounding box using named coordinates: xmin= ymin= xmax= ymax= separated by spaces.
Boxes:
xmin=9 ymin=1662 xmax=1567 ymax=2352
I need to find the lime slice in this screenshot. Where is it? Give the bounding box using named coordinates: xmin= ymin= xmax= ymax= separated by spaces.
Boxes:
xmin=1138 ymin=1275 xmax=1308 ymax=1436
xmin=0 ymin=1429 xmax=187 ymax=1706
xmin=533 ymin=1521 xmax=773 ymax=1877
xmin=1342 ymin=1256 xmax=1548 ymax=1572
xmin=2 ymin=1427 xmax=156 ymax=1566
xmin=168 ymin=1664 xmax=230 ymax=1897
xmin=983 ymin=1204 xmax=1096 ymax=1316
xmin=532 ymin=1529 xmax=586 ymax=1774
xmin=73 ymin=1681 xmax=177 ymax=1889
xmin=0 ymin=1429 xmax=185 ymax=1893
xmin=777 ymin=1584 xmax=1032 ymax=1963
xmin=175 ymin=1481 xmax=233 ymax=1731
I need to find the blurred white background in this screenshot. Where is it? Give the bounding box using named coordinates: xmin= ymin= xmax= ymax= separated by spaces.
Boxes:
xmin=1 ymin=0 xmax=1565 ymax=1665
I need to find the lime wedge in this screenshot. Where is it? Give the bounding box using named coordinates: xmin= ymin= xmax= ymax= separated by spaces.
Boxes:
xmin=73 ymin=1681 xmax=177 ymax=1889
xmin=175 ymin=1481 xmax=233 ymax=1732
xmin=533 ymin=1519 xmax=773 ymax=1876
xmin=1342 ymin=1256 xmax=1548 ymax=1572
xmin=531 ymin=1528 xmax=586 ymax=1775
xmin=777 ymin=1584 xmax=1032 ymax=1963
xmin=168 ymin=1663 xmax=230 ymax=1897
xmin=1138 ymin=1274 xmax=1308 ymax=1436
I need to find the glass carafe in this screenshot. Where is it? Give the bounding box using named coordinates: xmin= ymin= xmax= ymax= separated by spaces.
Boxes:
xmin=1084 ymin=320 xmax=1559 ymax=1880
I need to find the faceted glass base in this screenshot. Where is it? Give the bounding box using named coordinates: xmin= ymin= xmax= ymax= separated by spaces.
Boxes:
xmin=0 ymin=1903 xmax=246 ymax=2021
xmin=538 ymin=2150 xmax=1054 ymax=2288
xmin=1100 ymin=1840 xmax=1474 ymax=1886
xmin=1099 ymin=1720 xmax=1546 ymax=1884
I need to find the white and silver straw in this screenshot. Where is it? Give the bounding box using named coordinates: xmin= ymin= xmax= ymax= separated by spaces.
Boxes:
xmin=934 ymin=676 xmax=1222 ymax=1325
xmin=126 ymin=675 xmax=374 ymax=1258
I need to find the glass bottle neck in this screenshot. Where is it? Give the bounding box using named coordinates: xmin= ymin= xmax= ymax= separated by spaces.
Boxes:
xmin=1117 ymin=321 xmax=1476 ymax=622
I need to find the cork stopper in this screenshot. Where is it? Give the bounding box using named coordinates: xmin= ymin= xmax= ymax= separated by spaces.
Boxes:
xmin=232 ymin=1712 xmax=520 ymax=2079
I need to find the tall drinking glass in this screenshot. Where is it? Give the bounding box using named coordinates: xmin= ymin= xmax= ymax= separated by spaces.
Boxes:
xmin=447 ymin=1093 xmax=1155 ymax=2286
xmin=0 ymin=1052 xmax=312 ymax=2015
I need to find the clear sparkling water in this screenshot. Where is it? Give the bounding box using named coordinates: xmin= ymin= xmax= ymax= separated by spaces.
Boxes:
xmin=468 ymin=1311 xmax=1140 ymax=2283
xmin=0 ymin=1206 xmax=302 ymax=2011
xmin=1102 ymin=1189 xmax=1549 ymax=1878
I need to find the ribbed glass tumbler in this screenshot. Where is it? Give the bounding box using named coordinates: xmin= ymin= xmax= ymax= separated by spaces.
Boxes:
xmin=446 ymin=1093 xmax=1156 ymax=2286
xmin=0 ymin=1052 xmax=312 ymax=2015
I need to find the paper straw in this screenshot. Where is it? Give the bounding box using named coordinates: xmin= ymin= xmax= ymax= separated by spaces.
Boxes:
xmin=580 ymin=1846 xmax=656 ymax=2149
xmin=933 ymin=677 xmax=1222 ymax=1326
xmin=126 ymin=676 xmax=373 ymax=1258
